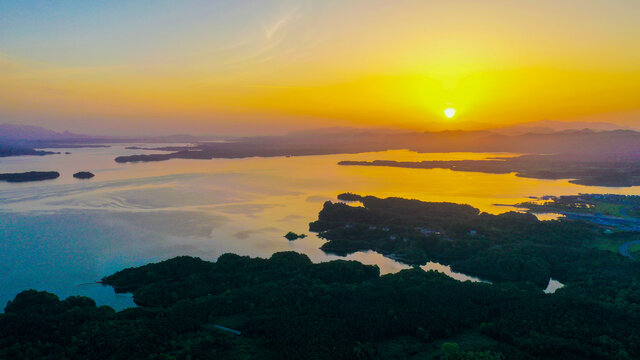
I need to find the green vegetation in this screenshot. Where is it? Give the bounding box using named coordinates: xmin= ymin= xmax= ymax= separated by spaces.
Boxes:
xmin=3 ymin=194 xmax=640 ymax=359
xmin=628 ymin=243 xmax=640 ymax=257
xmin=0 ymin=289 xmax=265 ymax=359
xmin=310 ymin=194 xmax=640 ymax=288
xmin=591 ymin=236 xmax=631 ymax=253
xmin=3 ymin=250 xmax=640 ymax=359
xmin=593 ymin=203 xmax=625 ymax=217
xmin=518 ymin=194 xmax=640 ymax=234
xmin=284 ymin=231 xmax=307 ymax=241
xmin=518 ymin=194 xmax=640 ymax=219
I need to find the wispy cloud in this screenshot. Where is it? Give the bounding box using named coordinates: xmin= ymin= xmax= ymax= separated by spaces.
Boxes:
xmin=263 ymin=10 xmax=299 ymax=42
xmin=214 ymin=8 xmax=304 ymax=70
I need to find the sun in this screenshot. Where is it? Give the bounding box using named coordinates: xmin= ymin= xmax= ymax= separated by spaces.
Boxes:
xmin=444 ymin=108 xmax=456 ymax=118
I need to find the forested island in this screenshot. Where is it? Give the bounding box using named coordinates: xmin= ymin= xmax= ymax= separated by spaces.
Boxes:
xmin=338 ymin=153 xmax=640 ymax=187
xmin=0 ymin=171 xmax=60 ymax=183
xmin=73 ymin=171 xmax=95 ymax=179
xmin=0 ymin=145 xmax=55 ymax=158
xmin=284 ymin=231 xmax=307 ymax=240
xmin=2 ymin=194 xmax=640 ymax=359
xmin=125 ymin=146 xmax=193 ymax=151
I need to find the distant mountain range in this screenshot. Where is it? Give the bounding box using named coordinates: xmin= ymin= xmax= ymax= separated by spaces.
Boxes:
xmin=491 ymin=119 xmax=631 ymax=135
xmin=0 ymin=123 xmax=224 ymax=144
xmin=0 ymin=124 xmax=87 ymax=141
xmin=3 ymin=122 xmax=640 ymax=162
xmin=0 ymin=120 xmax=633 ymax=142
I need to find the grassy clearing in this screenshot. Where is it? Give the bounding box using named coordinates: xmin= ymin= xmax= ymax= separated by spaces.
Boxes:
xmin=593 ymin=203 xmax=626 ymax=217
xmin=590 ymin=236 xmax=631 ymax=253
xmin=628 ymin=243 xmax=640 ymax=256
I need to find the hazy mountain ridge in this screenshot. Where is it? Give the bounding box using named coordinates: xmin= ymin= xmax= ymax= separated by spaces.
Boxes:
xmin=491 ymin=119 xmax=632 ymax=135
xmin=115 ymin=127 xmax=640 ymax=164
xmin=0 ymin=124 xmax=87 ymax=141
xmin=1 ymin=120 xmax=633 ymax=142
xmin=3 ymin=123 xmax=640 ymax=162
xmin=0 ymin=124 xmax=226 ymax=143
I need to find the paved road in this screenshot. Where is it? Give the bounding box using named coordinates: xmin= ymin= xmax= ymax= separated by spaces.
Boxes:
xmin=212 ymin=324 xmax=242 ymax=335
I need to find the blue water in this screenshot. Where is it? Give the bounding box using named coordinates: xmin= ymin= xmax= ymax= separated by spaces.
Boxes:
xmin=2 ymin=145 xmax=638 ymax=310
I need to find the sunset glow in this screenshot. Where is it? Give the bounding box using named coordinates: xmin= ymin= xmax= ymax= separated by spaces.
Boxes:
xmin=3 ymin=2 xmax=640 ymax=356
xmin=444 ymin=108 xmax=456 ymax=119
xmin=1 ymin=1 xmax=639 ymax=135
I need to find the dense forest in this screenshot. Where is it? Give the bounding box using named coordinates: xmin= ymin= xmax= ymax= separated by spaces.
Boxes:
xmin=2 ymin=194 xmax=640 ymax=359
xmin=313 ymin=194 xmax=640 ymax=288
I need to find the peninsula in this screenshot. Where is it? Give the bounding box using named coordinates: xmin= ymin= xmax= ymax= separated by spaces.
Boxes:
xmin=310 ymin=193 xmax=639 ymax=287
xmin=338 ymin=153 xmax=640 ymax=187
xmin=114 ymin=129 xmax=640 ymax=166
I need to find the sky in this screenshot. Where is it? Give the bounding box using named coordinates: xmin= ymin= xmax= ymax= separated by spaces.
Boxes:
xmin=1 ymin=0 xmax=639 ymax=136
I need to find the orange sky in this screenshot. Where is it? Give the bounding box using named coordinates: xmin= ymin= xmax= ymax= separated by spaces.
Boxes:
xmin=1 ymin=1 xmax=639 ymax=135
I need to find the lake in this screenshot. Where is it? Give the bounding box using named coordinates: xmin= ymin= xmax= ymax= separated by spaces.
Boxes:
xmin=2 ymin=145 xmax=639 ymax=309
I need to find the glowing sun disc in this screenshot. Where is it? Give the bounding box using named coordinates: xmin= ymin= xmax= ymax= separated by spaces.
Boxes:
xmin=444 ymin=108 xmax=456 ymax=118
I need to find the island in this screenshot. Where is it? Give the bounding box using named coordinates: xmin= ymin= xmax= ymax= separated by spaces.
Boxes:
xmin=338 ymin=153 xmax=640 ymax=187
xmin=125 ymin=146 xmax=190 ymax=151
xmin=32 ymin=144 xmax=110 ymax=149
xmin=73 ymin=171 xmax=95 ymax=179
xmin=115 ymin=149 xmax=213 ymax=163
xmin=0 ymin=171 xmax=60 ymax=183
xmin=284 ymin=231 xmax=307 ymax=240
xmin=0 ymin=145 xmax=55 ymax=158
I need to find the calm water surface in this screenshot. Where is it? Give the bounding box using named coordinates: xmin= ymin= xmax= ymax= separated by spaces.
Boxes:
xmin=1 ymin=146 xmax=638 ymax=309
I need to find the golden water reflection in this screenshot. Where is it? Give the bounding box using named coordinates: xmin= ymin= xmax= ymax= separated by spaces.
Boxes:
xmin=1 ymin=146 xmax=638 ymax=307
